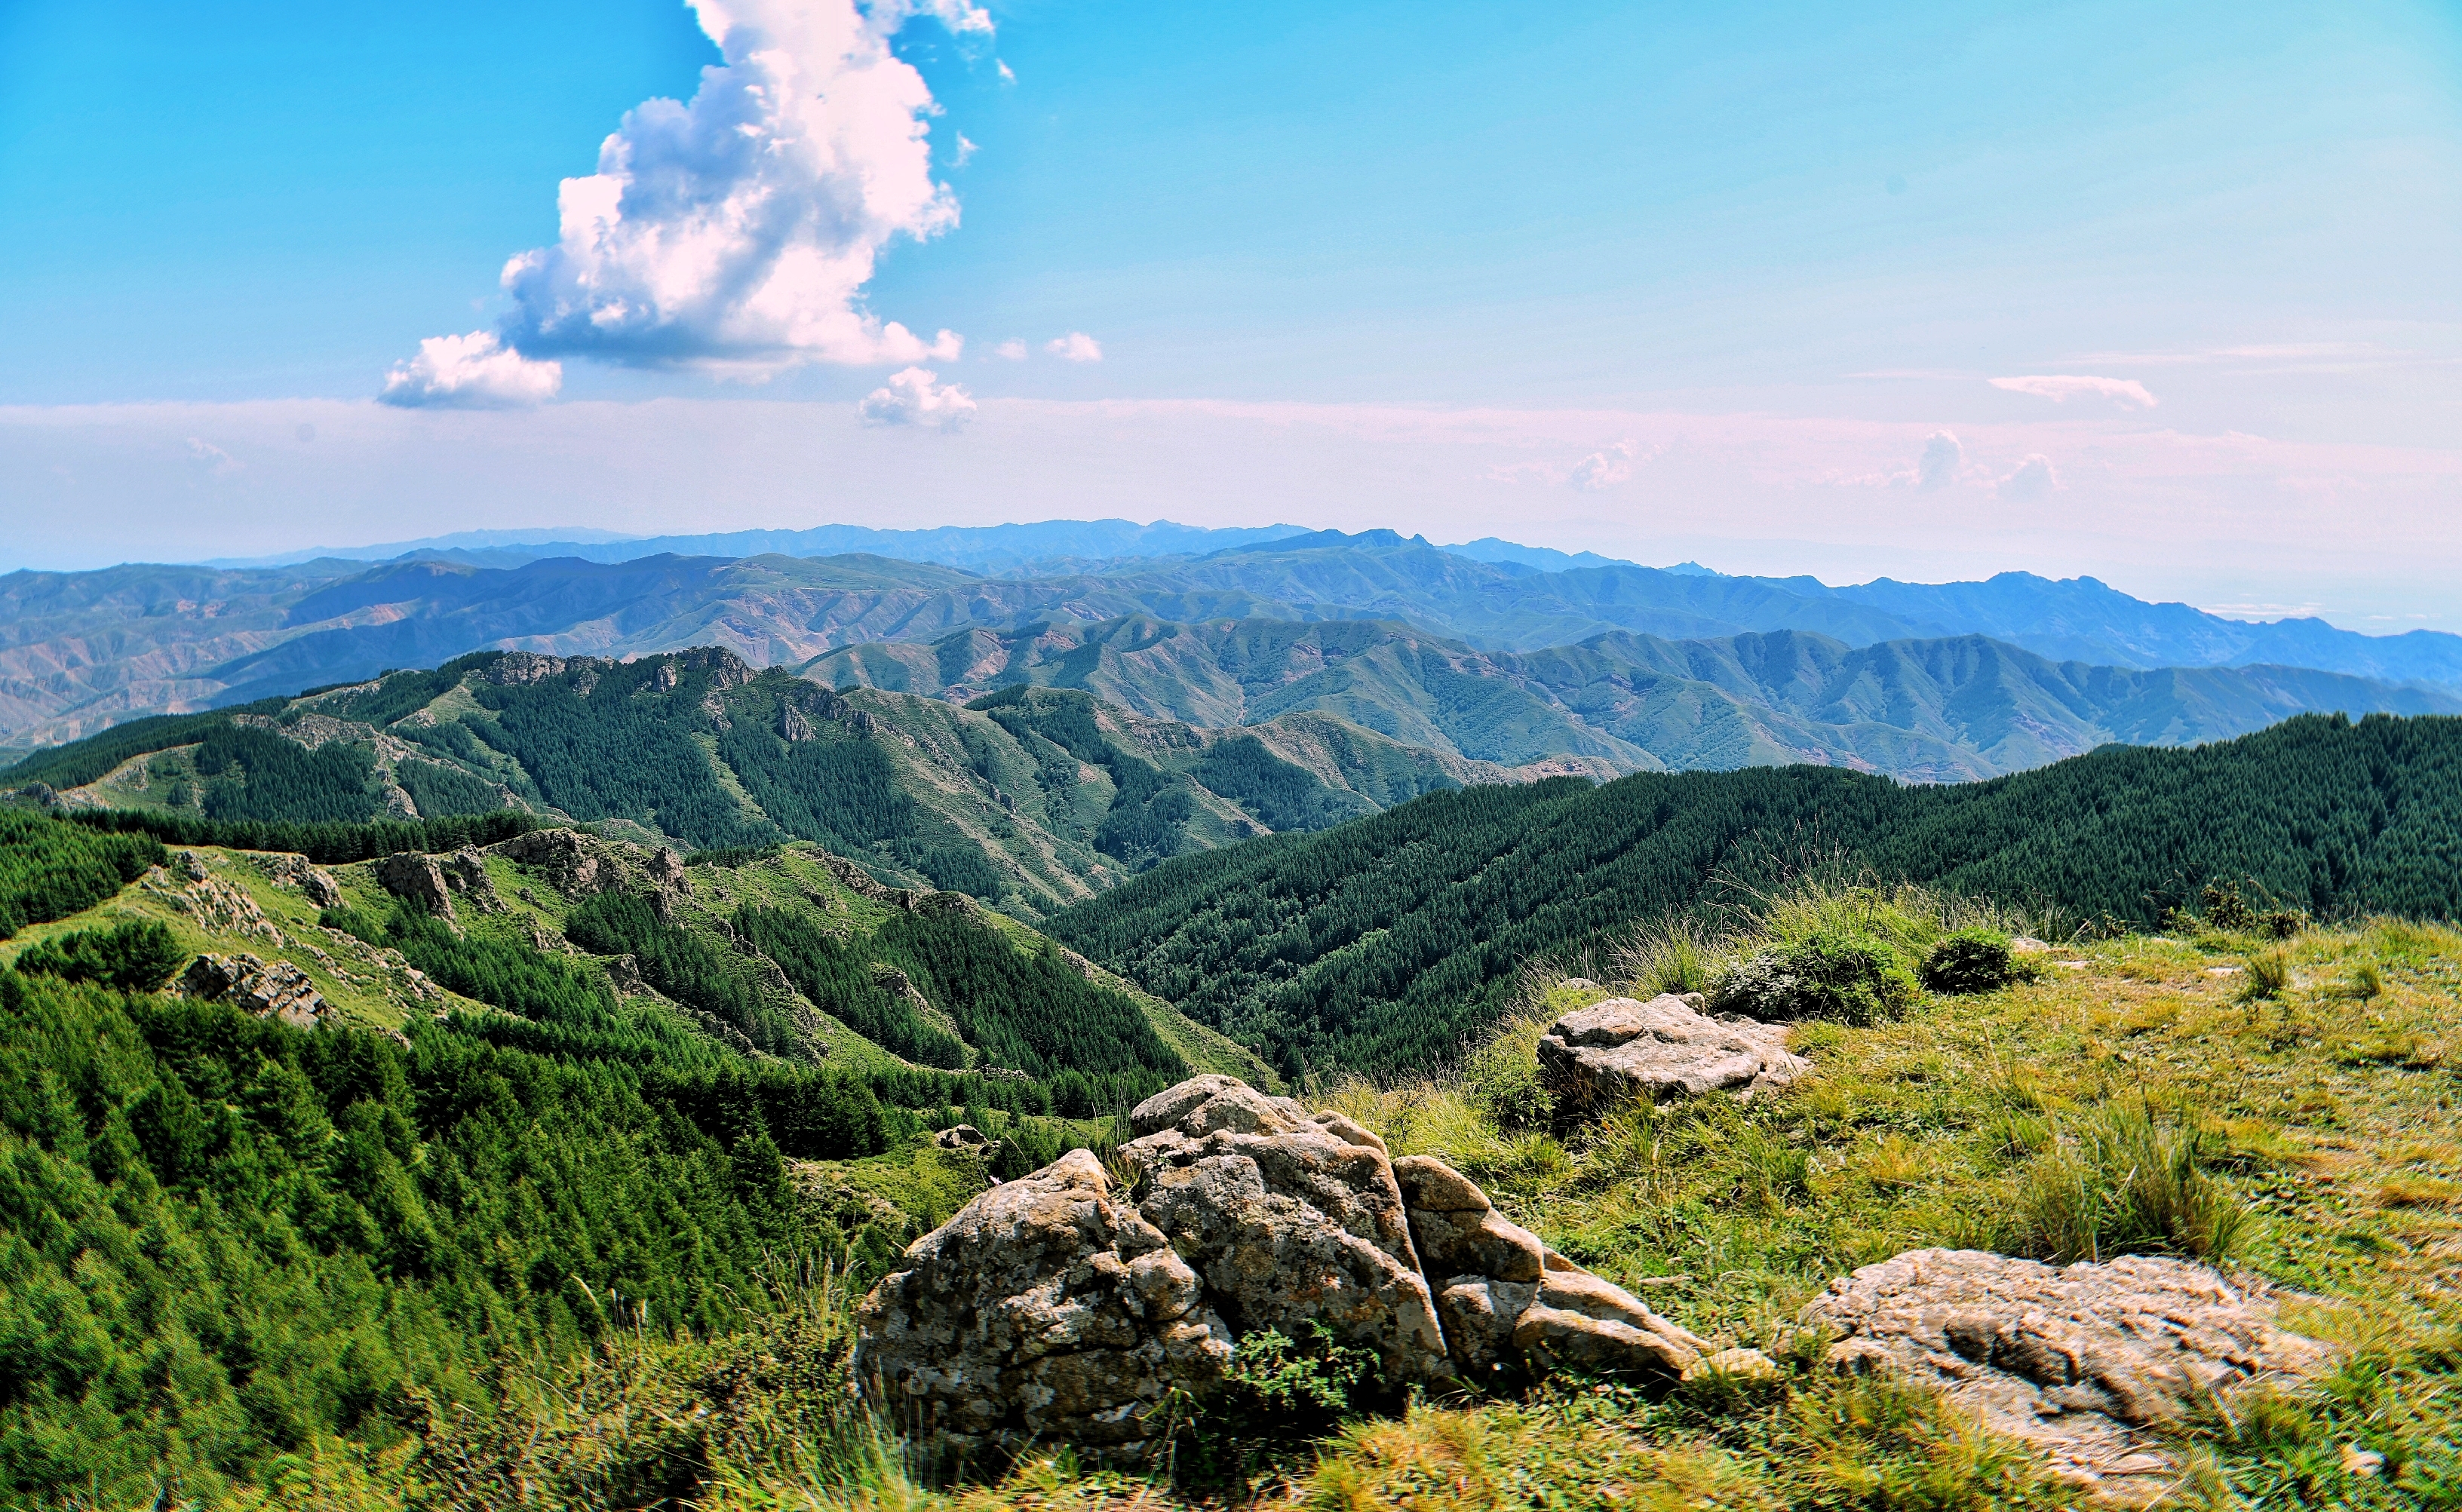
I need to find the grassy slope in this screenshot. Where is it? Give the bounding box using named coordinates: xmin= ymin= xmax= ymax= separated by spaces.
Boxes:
xmin=0 ymin=846 xmax=466 ymax=1032
xmin=251 ymin=909 xmax=2460 ymax=1510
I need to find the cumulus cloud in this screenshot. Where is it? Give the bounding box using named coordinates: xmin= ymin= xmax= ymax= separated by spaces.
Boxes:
xmin=1916 ymin=430 xmax=1964 ymax=489
xmin=1988 ymin=374 xmax=2158 ymax=408
xmin=380 ymin=331 xmax=565 ymax=409
xmin=185 ymin=437 xmax=242 ymax=476
xmin=384 ymin=0 xmax=987 ymax=396
xmin=1570 ymin=439 xmax=1642 ymax=490
xmin=1997 ymin=453 xmax=2058 ymax=501
xmin=857 ymin=366 xmax=977 ymax=429
xmin=1045 ymin=332 xmax=1104 ymax=363
xmin=992 ymin=339 xmax=1027 ymax=360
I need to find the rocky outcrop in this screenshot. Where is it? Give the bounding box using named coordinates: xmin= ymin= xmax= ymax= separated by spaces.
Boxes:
xmin=1122 ymin=1077 xmax=1447 ymax=1382
xmin=265 ymin=853 xmax=342 ymax=909
xmin=1804 ymin=1247 xmax=2331 ymax=1501
xmin=1395 ymin=1155 xmax=1708 ymax=1379
xmin=441 ymin=848 xmax=505 ymax=912
xmin=1538 ymin=994 xmax=1807 ymax=1111
xmin=855 ymin=1149 xmax=1234 ymax=1459
xmin=858 ymin=1075 xmax=1717 ymax=1461
xmin=489 ymin=828 xmax=616 ymax=898
xmin=181 ymin=952 xmax=328 ymax=1029
xmin=376 ymin=852 xmax=459 ymax=921
xmin=935 ymin=1124 xmax=998 ymax=1155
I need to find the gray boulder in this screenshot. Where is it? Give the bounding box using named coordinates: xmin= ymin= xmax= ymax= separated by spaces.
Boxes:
xmin=1804 ymin=1247 xmax=2331 ymax=1499
xmin=1398 ymin=1155 xmax=1706 ymax=1379
xmin=854 ymin=1149 xmax=1233 ymax=1458
xmin=1122 ymin=1078 xmax=1449 ymax=1381
xmin=859 ymin=1076 xmax=1728 ymax=1461
xmin=1538 ymin=994 xmax=1807 ymax=1111
xmin=376 ymin=852 xmax=457 ymax=921
xmin=181 ymin=952 xmax=327 ymax=1030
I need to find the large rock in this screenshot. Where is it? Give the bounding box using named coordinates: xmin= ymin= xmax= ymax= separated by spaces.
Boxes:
xmin=1538 ymin=994 xmax=1807 ymax=1111
xmin=181 ymin=952 xmax=327 ymax=1029
xmin=1398 ymin=1154 xmax=1705 ymax=1379
xmin=854 ymin=1149 xmax=1233 ymax=1458
xmin=376 ymin=852 xmax=457 ymax=921
xmin=860 ymin=1076 xmax=1727 ymax=1461
xmin=266 ymin=853 xmax=342 ymax=909
xmin=490 ymin=828 xmax=615 ymax=898
xmin=1803 ymin=1247 xmax=2332 ymax=1501
xmin=1122 ymin=1078 xmax=1449 ymax=1381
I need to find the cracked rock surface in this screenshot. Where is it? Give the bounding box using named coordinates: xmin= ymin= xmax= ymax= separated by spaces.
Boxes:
xmin=1538 ymin=993 xmax=1808 ymax=1110
xmin=858 ymin=1075 xmax=1719 ymax=1460
xmin=1803 ymin=1247 xmax=2331 ymax=1502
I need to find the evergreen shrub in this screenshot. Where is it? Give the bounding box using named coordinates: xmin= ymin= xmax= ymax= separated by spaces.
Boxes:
xmin=1919 ymin=928 xmax=2025 ymax=995
xmin=1714 ymin=930 xmax=1918 ymax=1025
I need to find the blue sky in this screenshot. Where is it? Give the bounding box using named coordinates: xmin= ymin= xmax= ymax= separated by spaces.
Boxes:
xmin=2 ymin=0 xmax=2458 ymax=622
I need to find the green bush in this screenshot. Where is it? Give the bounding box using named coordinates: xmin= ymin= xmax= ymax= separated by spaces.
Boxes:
xmin=1919 ymin=928 xmax=2021 ymax=995
xmin=11 ymin=919 xmax=186 ymax=991
xmin=1713 ymin=930 xmax=1918 ymax=1025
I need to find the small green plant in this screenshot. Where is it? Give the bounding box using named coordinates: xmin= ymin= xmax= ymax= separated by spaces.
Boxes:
xmin=2261 ymin=907 xmax=2308 ymax=940
xmin=2240 ymin=948 xmax=2292 ymax=1001
xmin=1919 ymin=929 xmax=2025 ymax=995
xmin=2344 ymin=960 xmax=2384 ymax=999
xmin=2200 ymin=881 xmax=2258 ymax=932
xmin=11 ymin=918 xmax=186 ymax=992
xmin=1617 ymin=919 xmax=1715 ymax=997
xmin=2015 ymin=1099 xmax=2247 ymax=1263
xmin=1714 ymin=930 xmax=1918 ymax=1025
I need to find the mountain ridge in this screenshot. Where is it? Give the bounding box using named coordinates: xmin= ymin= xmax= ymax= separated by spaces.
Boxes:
xmin=6 ymin=531 xmax=2457 ymax=756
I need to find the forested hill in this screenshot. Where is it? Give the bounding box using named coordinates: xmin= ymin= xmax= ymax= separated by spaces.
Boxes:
xmin=1047 ymin=713 xmax=2462 ymax=1075
xmin=5 ymin=648 xmax=1569 ymax=914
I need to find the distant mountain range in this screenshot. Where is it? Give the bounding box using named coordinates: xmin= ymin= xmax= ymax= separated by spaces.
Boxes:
xmin=809 ymin=615 xmax=2462 ymax=782
xmin=5 ymin=523 xmax=2457 ymax=759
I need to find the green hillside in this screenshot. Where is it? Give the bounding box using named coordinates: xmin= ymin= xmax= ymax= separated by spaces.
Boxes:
xmin=809 ymin=615 xmax=2460 ymax=783
xmin=1048 ymin=712 xmax=2462 ymax=1072
xmin=8 ymin=648 xmax=1570 ymax=914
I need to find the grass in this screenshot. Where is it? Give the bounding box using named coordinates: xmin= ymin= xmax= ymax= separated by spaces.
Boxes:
xmin=56 ymin=888 xmax=2462 ymax=1508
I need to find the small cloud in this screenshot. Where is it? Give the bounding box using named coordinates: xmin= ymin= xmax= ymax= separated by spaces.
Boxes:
xmin=992 ymin=339 xmax=1027 ymax=360
xmin=1988 ymin=374 xmax=2158 ymax=408
xmin=953 ymin=133 xmax=978 ymax=167
xmin=998 ymin=60 xmax=1017 ymax=83
xmin=1570 ymin=440 xmax=1642 ymax=490
xmin=380 ymin=330 xmax=563 ymax=409
xmin=1997 ymin=453 xmax=2058 ymax=502
xmin=1915 ymin=430 xmax=1963 ymax=490
xmin=858 ymin=367 xmax=978 ymax=430
xmin=185 ymin=437 xmax=242 ymax=477
xmin=1045 ymin=332 xmax=1104 ymax=363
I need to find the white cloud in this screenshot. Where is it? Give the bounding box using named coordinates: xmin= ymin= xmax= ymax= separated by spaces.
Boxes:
xmin=1915 ymin=430 xmax=1963 ymax=490
xmin=992 ymin=339 xmax=1027 ymax=360
xmin=857 ymin=366 xmax=977 ymax=430
xmin=387 ymin=0 xmax=984 ymax=394
xmin=379 ymin=330 xmax=565 ymax=409
xmin=184 ymin=437 xmax=242 ymax=476
xmin=1988 ymin=374 xmax=2158 ymax=408
xmin=1045 ymin=332 xmax=1104 ymax=363
xmin=1570 ymin=439 xmax=1641 ymax=490
xmin=953 ymin=133 xmax=978 ymax=167
xmin=1997 ymin=453 xmax=2058 ymax=501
